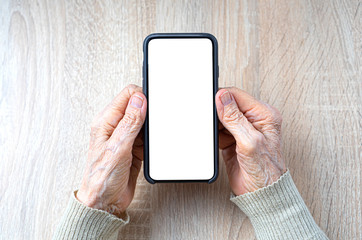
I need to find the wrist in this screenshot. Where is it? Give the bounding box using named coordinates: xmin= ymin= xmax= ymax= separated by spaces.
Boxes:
xmin=76 ymin=188 xmax=98 ymax=208
xmin=76 ymin=189 xmax=127 ymax=218
xmin=230 ymin=171 xmax=326 ymax=239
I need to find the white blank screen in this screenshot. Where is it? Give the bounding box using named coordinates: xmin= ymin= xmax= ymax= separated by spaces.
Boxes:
xmin=148 ymin=38 xmax=214 ymax=180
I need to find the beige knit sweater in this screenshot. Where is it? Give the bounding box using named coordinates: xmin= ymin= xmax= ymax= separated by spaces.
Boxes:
xmin=53 ymin=171 xmax=328 ymax=239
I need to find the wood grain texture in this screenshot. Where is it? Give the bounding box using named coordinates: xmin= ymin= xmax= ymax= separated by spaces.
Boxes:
xmin=0 ymin=0 xmax=360 ymax=239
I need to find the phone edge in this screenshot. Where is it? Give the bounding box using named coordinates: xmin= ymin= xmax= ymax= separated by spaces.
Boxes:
xmin=142 ymin=33 xmax=219 ymax=184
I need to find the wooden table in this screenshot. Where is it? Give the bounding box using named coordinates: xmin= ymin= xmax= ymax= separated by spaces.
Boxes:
xmin=1 ymin=0 xmax=360 ymax=239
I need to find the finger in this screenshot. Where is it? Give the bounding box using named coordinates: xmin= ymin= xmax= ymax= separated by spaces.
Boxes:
xmin=218 ymin=120 xmax=224 ymax=130
xmin=133 ymin=134 xmax=143 ymax=147
xmin=222 ymin=143 xmax=236 ymax=162
xmin=219 ymin=131 xmax=236 ymax=149
xmin=128 ymin=156 xmax=143 ymax=192
xmin=132 ymin=135 xmax=144 ymax=163
xmin=215 ymin=89 xmax=256 ymax=143
xmin=134 ymin=126 xmax=144 ymax=147
xmin=225 ymin=87 xmax=268 ymax=115
xmin=226 ymin=87 xmax=282 ymax=135
xmin=94 ymin=84 xmax=143 ymax=132
xmin=132 ymin=145 xmax=143 ymax=160
xmin=107 ymin=93 xmax=147 ymax=156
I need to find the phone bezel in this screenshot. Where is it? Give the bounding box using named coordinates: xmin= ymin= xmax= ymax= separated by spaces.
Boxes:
xmin=142 ymin=33 xmax=219 ymax=184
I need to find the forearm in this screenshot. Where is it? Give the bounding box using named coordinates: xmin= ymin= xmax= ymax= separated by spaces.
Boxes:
xmin=231 ymin=171 xmax=328 ymax=240
xmin=53 ymin=191 xmax=129 ymax=240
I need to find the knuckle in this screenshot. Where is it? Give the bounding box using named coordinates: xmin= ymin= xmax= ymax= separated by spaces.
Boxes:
xmin=90 ymin=122 xmax=100 ymax=137
xmin=125 ymin=84 xmax=142 ymax=95
xmin=126 ymin=84 xmax=138 ymax=90
xmin=227 ymin=86 xmax=238 ymax=91
xmin=105 ymin=143 xmax=117 ymax=154
xmin=105 ymin=141 xmax=131 ymax=157
xmin=223 ymin=106 xmax=242 ymax=123
xmin=124 ymin=111 xmax=141 ymax=125
xmin=273 ymin=110 xmax=283 ymax=124
xmin=273 ymin=115 xmax=283 ymax=130
xmin=119 ymin=112 xmax=142 ymax=133
xmin=271 ymin=110 xmax=283 ymax=130
xmin=240 ymin=142 xmax=256 ymax=155
xmin=264 ymin=103 xmax=283 ymax=125
xmin=240 ymin=132 xmax=264 ymax=155
xmin=120 ymin=84 xmax=140 ymax=99
xmin=253 ymin=132 xmax=265 ymax=145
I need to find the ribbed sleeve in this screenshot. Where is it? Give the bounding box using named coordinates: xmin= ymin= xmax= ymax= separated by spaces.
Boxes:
xmin=230 ymin=171 xmax=328 ymax=240
xmin=53 ymin=191 xmax=129 ymax=240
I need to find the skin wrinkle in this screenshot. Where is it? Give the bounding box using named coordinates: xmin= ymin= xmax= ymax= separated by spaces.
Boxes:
xmin=89 ymin=140 xmax=133 ymax=213
xmin=77 ymin=84 xmax=147 ymax=218
xmin=88 ymin=166 xmax=106 ymax=178
xmin=78 ymin=85 xmax=286 ymax=217
xmin=85 ymin=144 xmax=133 ymax=214
xmin=95 ymin=170 xmax=124 ymax=214
xmin=216 ymin=88 xmax=286 ymax=195
xmin=235 ymin=133 xmax=284 ymax=192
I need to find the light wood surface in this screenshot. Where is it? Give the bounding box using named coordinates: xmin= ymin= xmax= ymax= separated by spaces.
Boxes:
xmin=0 ymin=0 xmax=361 ymax=239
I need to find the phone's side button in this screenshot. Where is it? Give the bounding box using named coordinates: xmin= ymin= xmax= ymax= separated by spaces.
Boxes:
xmin=217 ymin=65 xmax=219 ymax=79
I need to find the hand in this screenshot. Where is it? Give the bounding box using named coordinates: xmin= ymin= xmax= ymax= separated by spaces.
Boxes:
xmin=77 ymin=84 xmax=147 ymax=217
xmin=216 ymin=87 xmax=286 ymax=196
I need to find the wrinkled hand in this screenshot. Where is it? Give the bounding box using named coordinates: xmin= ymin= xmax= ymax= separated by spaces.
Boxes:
xmin=216 ymin=87 xmax=286 ymax=196
xmin=77 ymin=84 xmax=147 ymax=217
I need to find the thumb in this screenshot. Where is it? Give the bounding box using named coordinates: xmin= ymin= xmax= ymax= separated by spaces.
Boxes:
xmin=215 ymin=89 xmax=255 ymax=143
xmin=108 ymin=93 xmax=147 ymax=149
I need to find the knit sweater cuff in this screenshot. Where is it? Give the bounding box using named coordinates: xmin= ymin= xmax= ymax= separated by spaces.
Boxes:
xmin=230 ymin=171 xmax=328 ymax=240
xmin=53 ymin=191 xmax=129 ymax=240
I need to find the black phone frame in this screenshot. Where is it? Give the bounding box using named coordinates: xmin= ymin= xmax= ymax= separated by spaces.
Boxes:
xmin=142 ymin=33 xmax=219 ymax=184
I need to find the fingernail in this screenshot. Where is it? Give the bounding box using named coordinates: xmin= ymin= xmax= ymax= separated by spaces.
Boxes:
xmin=130 ymin=95 xmax=143 ymax=108
xmin=220 ymin=91 xmax=232 ymax=105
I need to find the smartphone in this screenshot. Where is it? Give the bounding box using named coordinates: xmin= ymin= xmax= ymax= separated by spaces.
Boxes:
xmin=142 ymin=33 xmax=219 ymax=183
